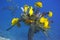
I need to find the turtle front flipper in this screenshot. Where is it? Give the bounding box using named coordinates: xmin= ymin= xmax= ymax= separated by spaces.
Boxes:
xmin=6 ymin=26 xmax=14 ymax=31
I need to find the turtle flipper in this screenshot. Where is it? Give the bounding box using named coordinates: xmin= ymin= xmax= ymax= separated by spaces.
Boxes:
xmin=43 ymin=31 xmax=50 ymax=40
xmin=6 ymin=26 xmax=14 ymax=31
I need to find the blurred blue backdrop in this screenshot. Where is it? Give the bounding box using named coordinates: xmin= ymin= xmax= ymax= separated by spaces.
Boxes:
xmin=0 ymin=0 xmax=60 ymax=40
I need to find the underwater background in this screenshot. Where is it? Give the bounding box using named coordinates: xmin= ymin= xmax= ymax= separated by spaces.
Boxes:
xmin=0 ymin=0 xmax=60 ymax=40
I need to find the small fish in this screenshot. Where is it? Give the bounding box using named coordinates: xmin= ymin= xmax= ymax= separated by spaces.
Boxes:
xmin=24 ymin=5 xmax=29 ymax=13
xmin=48 ymin=11 xmax=53 ymax=17
xmin=44 ymin=20 xmax=50 ymax=29
xmin=39 ymin=17 xmax=45 ymax=23
xmin=29 ymin=6 xmax=34 ymax=16
xmin=35 ymin=1 xmax=42 ymax=8
xmin=11 ymin=18 xmax=19 ymax=26
xmin=6 ymin=18 xmax=20 ymax=31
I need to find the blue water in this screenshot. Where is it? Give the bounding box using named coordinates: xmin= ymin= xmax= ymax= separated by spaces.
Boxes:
xmin=0 ymin=0 xmax=60 ymax=40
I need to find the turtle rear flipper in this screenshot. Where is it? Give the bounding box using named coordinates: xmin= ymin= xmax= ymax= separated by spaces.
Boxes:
xmin=43 ymin=31 xmax=51 ymax=40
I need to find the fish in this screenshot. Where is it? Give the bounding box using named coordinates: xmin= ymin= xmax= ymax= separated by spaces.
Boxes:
xmin=35 ymin=1 xmax=42 ymax=8
xmin=48 ymin=11 xmax=53 ymax=17
xmin=11 ymin=18 xmax=19 ymax=26
xmin=6 ymin=18 xmax=21 ymax=31
xmin=24 ymin=5 xmax=29 ymax=13
xmin=29 ymin=6 xmax=34 ymax=16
